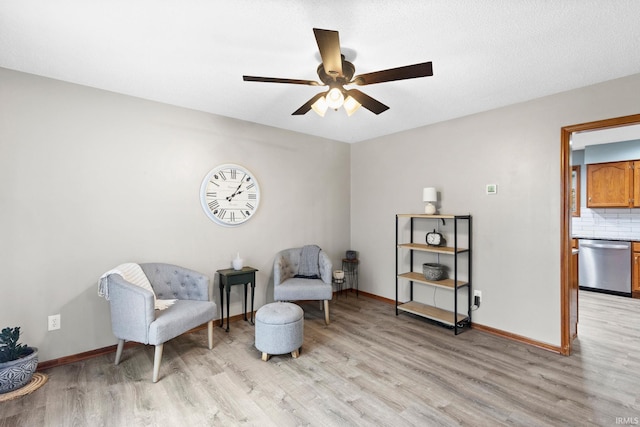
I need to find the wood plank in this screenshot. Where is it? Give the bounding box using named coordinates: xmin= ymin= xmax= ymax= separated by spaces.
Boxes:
xmin=397 ymin=242 xmax=469 ymax=254
xmin=396 ymin=214 xmax=472 ymax=219
xmin=397 ymin=271 xmax=468 ymax=289
xmin=397 ymin=301 xmax=468 ymax=325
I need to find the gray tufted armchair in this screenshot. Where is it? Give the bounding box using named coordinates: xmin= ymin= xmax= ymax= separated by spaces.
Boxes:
xmin=273 ymin=247 xmax=333 ymax=324
xmin=104 ymin=263 xmax=217 ymax=382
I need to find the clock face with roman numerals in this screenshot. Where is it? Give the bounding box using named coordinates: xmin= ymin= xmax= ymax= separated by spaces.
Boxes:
xmin=200 ymin=164 xmax=261 ymax=226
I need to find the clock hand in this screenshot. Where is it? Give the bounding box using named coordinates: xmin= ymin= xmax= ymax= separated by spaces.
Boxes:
xmin=228 ymin=190 xmax=245 ymax=200
xmin=226 ymin=183 xmax=244 ymax=201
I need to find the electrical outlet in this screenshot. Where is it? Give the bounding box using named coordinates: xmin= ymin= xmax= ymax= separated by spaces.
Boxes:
xmin=48 ymin=314 xmax=61 ymax=331
xmin=473 ymin=290 xmax=482 ymax=303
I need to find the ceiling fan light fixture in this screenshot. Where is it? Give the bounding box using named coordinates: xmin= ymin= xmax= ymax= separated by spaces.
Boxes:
xmin=244 ymin=28 xmax=433 ymax=117
xmin=311 ymin=96 xmax=328 ymax=117
xmin=343 ymin=95 xmax=361 ymax=116
xmin=326 ymin=87 xmax=345 ymax=109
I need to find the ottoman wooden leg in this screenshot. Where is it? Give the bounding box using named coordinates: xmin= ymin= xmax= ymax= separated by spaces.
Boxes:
xmin=262 ymin=352 xmax=270 ymax=362
xmin=291 ymin=348 xmax=300 ymax=358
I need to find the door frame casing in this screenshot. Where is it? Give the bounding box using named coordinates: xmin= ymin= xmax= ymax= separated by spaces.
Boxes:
xmin=560 ymin=113 xmax=640 ymax=355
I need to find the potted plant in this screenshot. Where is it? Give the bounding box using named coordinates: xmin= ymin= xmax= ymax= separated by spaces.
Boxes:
xmin=0 ymin=327 xmax=38 ymax=394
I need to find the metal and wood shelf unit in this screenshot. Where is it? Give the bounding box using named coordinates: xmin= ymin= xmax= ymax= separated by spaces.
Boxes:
xmin=395 ymin=214 xmax=472 ymax=334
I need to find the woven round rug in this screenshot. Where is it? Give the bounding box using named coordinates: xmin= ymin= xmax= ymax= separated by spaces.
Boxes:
xmin=0 ymin=373 xmax=48 ymax=402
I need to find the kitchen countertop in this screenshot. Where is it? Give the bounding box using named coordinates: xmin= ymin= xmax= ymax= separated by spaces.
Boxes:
xmin=572 ymin=235 xmax=640 ymax=242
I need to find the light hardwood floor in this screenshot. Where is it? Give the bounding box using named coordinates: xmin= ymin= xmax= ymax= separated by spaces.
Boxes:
xmin=2 ymin=291 xmax=639 ymax=426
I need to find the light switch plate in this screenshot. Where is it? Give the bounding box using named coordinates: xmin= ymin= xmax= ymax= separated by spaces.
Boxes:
xmin=486 ymin=184 xmax=497 ymax=195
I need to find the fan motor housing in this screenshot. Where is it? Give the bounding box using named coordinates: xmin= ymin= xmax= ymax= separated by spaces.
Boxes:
xmin=317 ymin=57 xmax=355 ymax=85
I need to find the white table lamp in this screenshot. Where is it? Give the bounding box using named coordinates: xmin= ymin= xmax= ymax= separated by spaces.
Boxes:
xmin=423 ymin=187 xmax=438 ymax=214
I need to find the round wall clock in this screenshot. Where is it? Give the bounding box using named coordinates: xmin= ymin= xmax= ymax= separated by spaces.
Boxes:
xmin=200 ymin=164 xmax=261 ymax=226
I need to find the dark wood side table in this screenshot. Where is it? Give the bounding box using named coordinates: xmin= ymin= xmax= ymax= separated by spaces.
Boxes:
xmin=217 ymin=266 xmax=258 ymax=332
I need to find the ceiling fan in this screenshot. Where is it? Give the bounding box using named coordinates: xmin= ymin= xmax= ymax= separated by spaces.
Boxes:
xmin=243 ymin=28 xmax=433 ymax=117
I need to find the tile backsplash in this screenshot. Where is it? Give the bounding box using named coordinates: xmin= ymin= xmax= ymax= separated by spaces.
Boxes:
xmin=572 ymin=208 xmax=640 ymax=240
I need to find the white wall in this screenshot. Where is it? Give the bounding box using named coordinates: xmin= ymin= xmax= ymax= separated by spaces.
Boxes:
xmin=351 ymin=73 xmax=640 ymax=347
xmin=0 ymin=68 xmax=351 ymax=361
xmin=3 ymin=66 xmax=639 ymax=361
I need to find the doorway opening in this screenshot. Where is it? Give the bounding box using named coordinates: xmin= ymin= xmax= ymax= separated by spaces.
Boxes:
xmin=560 ymin=113 xmax=640 ymax=355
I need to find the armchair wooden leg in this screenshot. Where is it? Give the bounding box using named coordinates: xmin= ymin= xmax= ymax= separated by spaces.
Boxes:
xmin=324 ymin=300 xmax=330 ymax=325
xmin=153 ymin=343 xmax=164 ymax=383
xmin=207 ymin=320 xmax=214 ymax=350
xmin=115 ymin=339 xmax=125 ymax=365
xmin=261 ymin=352 xmax=270 ymax=362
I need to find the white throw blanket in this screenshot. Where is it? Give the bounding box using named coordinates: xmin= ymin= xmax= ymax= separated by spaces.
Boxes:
xmin=98 ymin=263 xmax=176 ymax=310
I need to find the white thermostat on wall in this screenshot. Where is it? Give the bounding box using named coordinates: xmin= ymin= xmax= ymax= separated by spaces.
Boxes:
xmin=486 ymin=184 xmax=498 ymax=195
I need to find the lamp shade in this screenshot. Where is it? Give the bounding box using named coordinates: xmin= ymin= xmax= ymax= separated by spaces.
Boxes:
xmin=343 ymin=95 xmax=361 ymax=116
xmin=326 ymin=87 xmax=345 ymax=109
xmin=311 ymin=96 xmax=328 ymax=117
xmin=423 ymin=187 xmax=437 ymax=202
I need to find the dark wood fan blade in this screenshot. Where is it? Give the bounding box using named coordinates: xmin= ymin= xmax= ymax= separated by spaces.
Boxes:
xmin=313 ymin=28 xmax=343 ymax=78
xmin=346 ymin=89 xmax=389 ymax=115
xmin=292 ymin=92 xmax=326 ymax=115
xmin=351 ymin=62 xmax=433 ymax=86
xmin=243 ymin=75 xmax=321 ymax=86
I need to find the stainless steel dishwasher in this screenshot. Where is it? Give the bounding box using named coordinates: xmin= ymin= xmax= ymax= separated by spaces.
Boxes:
xmin=578 ymin=239 xmax=631 ymax=296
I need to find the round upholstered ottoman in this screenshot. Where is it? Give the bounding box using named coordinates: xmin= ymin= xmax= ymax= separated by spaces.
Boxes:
xmin=255 ymin=302 xmax=304 ymax=361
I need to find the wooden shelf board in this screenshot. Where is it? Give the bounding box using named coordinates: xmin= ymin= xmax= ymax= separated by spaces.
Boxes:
xmin=398 ymin=243 xmax=469 ymax=254
xmin=397 ymin=214 xmax=471 ymax=219
xmin=397 ymin=272 xmax=468 ymax=289
xmin=397 ymin=301 xmax=468 ymax=326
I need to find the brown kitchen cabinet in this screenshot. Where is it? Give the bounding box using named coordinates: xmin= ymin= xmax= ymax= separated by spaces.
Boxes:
xmin=586 ymin=161 xmax=637 ymax=208
xmin=633 ymin=242 xmax=640 ymax=299
xmin=634 ymin=164 xmax=640 ymax=207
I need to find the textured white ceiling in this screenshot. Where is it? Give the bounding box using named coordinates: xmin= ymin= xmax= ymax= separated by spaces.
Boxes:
xmin=2 ymin=1 xmax=640 ymax=143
